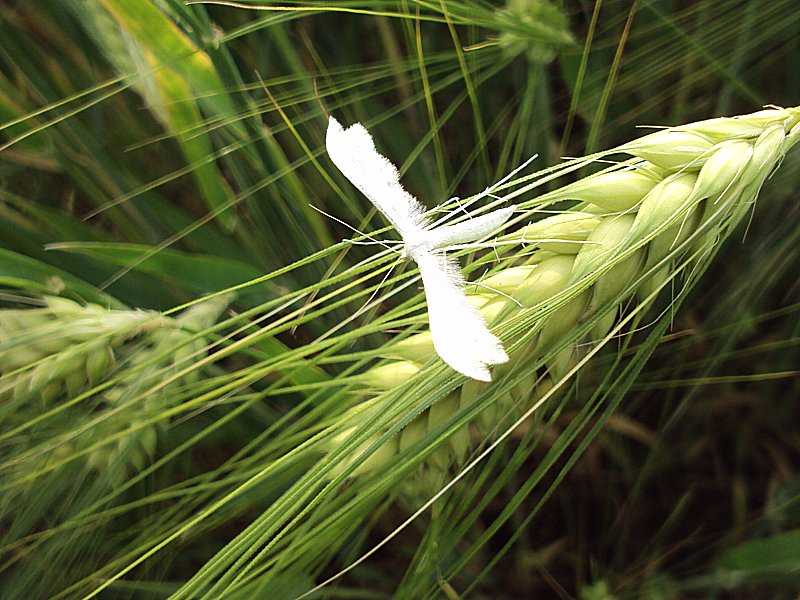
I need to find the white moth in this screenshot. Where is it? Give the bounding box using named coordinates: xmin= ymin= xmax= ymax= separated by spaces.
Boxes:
xmin=326 ymin=116 xmax=512 ymax=381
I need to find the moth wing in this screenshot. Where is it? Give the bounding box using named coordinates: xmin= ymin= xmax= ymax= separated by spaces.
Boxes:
xmin=424 ymin=206 xmax=514 ymax=249
xmin=326 ymin=116 xmax=430 ymax=239
xmin=415 ymin=251 xmax=508 ymax=381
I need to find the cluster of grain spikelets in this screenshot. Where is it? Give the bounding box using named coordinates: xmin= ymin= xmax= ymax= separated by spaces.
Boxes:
xmin=0 ymin=297 xmax=167 ymax=404
xmin=0 ymin=295 xmax=230 ymax=486
xmin=328 ymin=106 xmax=800 ymax=493
xmin=495 ymin=0 xmax=574 ymax=64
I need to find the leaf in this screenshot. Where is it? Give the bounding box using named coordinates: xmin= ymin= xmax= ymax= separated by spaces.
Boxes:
xmin=0 ymin=248 xmax=119 ymax=306
xmin=716 ymin=529 xmax=800 ymax=583
xmin=46 ymin=242 xmax=280 ymax=302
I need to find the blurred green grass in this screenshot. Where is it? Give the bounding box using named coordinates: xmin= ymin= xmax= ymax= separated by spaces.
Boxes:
xmin=1 ymin=1 xmax=799 ymax=598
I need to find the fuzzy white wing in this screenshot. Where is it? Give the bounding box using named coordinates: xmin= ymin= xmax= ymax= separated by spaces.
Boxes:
xmin=414 ymin=251 xmax=508 ymax=381
xmin=326 ymin=116 xmax=430 ymax=239
xmin=424 ymin=206 xmax=514 ymax=249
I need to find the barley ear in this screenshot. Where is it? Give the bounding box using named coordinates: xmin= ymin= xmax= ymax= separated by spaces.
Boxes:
xmin=3 ymin=294 xmax=232 ymax=487
xmin=324 ymin=106 xmax=800 ymax=495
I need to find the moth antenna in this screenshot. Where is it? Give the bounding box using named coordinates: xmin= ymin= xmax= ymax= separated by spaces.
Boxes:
xmin=308 ymin=204 xmax=394 ymax=250
xmin=292 ymin=204 xmax=397 ymax=335
xmin=352 ymin=255 xmax=403 ymax=319
xmin=345 ymin=239 xmax=398 ymax=247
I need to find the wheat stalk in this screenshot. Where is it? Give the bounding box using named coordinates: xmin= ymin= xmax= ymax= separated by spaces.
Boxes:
xmin=326 ymin=106 xmax=800 ymax=487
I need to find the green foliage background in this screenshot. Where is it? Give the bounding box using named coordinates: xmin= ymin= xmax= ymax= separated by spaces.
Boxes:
xmin=1 ymin=1 xmax=799 ymax=598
